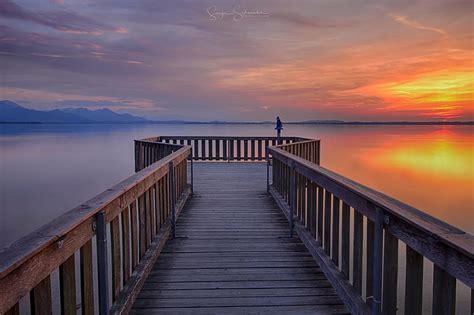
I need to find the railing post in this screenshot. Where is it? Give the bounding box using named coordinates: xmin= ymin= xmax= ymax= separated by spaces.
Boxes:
xmin=96 ymin=212 xmax=109 ymax=315
xmin=266 ymin=149 xmax=270 ymax=195
xmin=169 ymin=161 xmax=176 ymax=238
xmin=289 ymin=162 xmax=296 ymax=237
xmin=134 ymin=140 xmax=141 ymax=172
xmin=190 ymin=150 xmax=194 ymax=196
xmin=372 ymin=207 xmax=384 ymax=315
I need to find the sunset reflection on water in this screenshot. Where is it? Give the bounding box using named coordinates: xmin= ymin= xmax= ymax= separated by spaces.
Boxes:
xmin=318 ymin=125 xmax=474 ymax=234
xmin=363 ymin=127 xmax=472 ymax=179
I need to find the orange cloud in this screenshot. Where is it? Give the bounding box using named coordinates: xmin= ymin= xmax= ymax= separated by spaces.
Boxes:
xmin=357 ymin=69 xmax=473 ymax=119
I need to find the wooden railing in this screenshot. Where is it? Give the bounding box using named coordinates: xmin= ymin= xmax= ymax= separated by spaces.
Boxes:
xmin=268 ymin=142 xmax=474 ymax=315
xmin=134 ymin=137 xmax=183 ymax=172
xmin=0 ymin=143 xmax=192 ymax=315
xmin=156 ymin=136 xmax=306 ymax=161
xmin=277 ymin=139 xmax=320 ymax=164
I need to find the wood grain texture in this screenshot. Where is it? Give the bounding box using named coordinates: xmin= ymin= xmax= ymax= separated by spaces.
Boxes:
xmin=59 ymin=255 xmax=77 ymax=315
xmin=324 ymin=190 xmax=331 ymax=255
xmin=111 ymin=216 xmax=121 ymax=301
xmin=4 ymin=303 xmax=19 ymax=315
xmin=405 ymin=245 xmax=423 ymax=315
xmin=341 ymin=202 xmax=350 ymax=280
xmin=30 ymin=276 xmax=52 ymax=315
xmin=433 ymin=264 xmax=456 ymax=315
xmin=353 ymin=210 xmax=363 ymax=294
xmin=130 ymin=201 xmax=139 ymax=269
xmin=270 ymin=186 xmax=369 ymax=314
xmin=121 ymin=208 xmax=131 ymax=284
xmin=332 ymin=196 xmax=340 ymax=266
xmin=366 ymin=219 xmax=374 ymax=309
xmin=382 ymin=231 xmax=398 ymax=315
xmin=131 ymin=163 xmax=348 ymax=314
xmin=80 ymin=240 xmax=94 ymax=315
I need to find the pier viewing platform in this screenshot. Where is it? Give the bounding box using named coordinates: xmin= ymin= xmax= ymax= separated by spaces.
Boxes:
xmin=0 ymin=136 xmax=473 ymax=314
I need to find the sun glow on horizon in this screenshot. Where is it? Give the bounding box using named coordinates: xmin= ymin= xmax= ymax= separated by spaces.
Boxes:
xmin=362 ymin=69 xmax=474 ymax=119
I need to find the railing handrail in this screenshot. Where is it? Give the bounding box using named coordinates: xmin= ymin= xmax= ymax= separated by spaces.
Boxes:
xmin=159 ymin=136 xmax=306 ymax=140
xmin=137 ymin=139 xmax=183 ymax=148
xmin=269 ymin=145 xmax=474 ymax=286
xmin=275 ymin=138 xmax=318 ymax=147
xmin=0 ymin=145 xmax=191 ymax=312
xmin=143 ymin=135 xmax=310 ymax=163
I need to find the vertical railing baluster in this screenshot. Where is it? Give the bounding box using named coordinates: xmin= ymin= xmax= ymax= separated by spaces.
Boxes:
xmin=366 ymin=219 xmax=375 ymax=308
xmin=289 ymin=162 xmax=296 ymax=237
xmin=190 ymin=149 xmax=194 ymax=196
xmin=30 ymin=276 xmax=52 ymax=315
xmin=341 ymin=202 xmax=350 ymax=279
xmin=130 ymin=201 xmax=138 ymax=269
xmin=317 ymin=186 xmax=323 ymax=244
xmin=228 ymin=139 xmax=232 ymax=161
xmin=169 ymin=161 xmax=176 ymax=238
xmin=237 ymin=139 xmax=241 ymax=160
xmin=60 ymin=255 xmax=76 ymax=315
xmin=80 ymin=240 xmax=94 ymax=315
xmin=433 ymin=265 xmax=456 ymax=314
xmin=405 ymin=245 xmax=423 ymax=314
xmin=201 ymin=139 xmax=206 ymax=160
xmin=324 ymin=190 xmax=332 ymax=255
xmin=332 ymin=196 xmax=340 ymax=266
xmin=138 ymin=194 xmax=146 ymax=257
xmin=383 ymin=231 xmax=398 ymax=315
xmin=223 ymin=139 xmax=227 ymax=161
xmin=353 ymin=209 xmax=363 ymax=294
xmin=372 ymin=207 xmax=384 ymax=315
xmin=111 ymin=216 xmax=121 ymax=301
xmin=96 ymin=211 xmax=109 ymax=315
xmin=121 ymin=208 xmax=131 ymax=284
xmin=266 ymin=149 xmax=270 ymax=195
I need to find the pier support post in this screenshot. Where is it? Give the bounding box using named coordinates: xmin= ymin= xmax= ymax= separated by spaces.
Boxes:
xmin=169 ymin=162 xmax=176 ymax=238
xmin=96 ymin=212 xmax=109 ymax=315
xmin=371 ymin=207 xmax=384 ymax=315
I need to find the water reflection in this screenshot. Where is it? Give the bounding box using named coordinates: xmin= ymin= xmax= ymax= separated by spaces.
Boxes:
xmin=1 ymin=124 xmax=473 ymax=246
xmin=364 ymin=127 xmax=472 ymax=179
xmin=0 ymin=123 xmax=472 ymax=312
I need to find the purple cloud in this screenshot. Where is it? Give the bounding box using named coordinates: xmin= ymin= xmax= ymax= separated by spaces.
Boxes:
xmin=0 ymin=0 xmax=126 ymax=34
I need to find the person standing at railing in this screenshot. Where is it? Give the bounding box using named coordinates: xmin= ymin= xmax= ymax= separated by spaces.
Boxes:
xmin=275 ymin=116 xmax=283 ymax=144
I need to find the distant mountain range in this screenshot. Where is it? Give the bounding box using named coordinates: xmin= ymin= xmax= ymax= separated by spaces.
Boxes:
xmin=0 ymin=100 xmax=472 ymax=125
xmin=0 ymin=100 xmax=148 ymax=123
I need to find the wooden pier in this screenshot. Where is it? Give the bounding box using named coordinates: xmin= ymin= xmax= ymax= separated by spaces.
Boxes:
xmin=0 ymin=136 xmax=472 ymax=315
xmin=132 ymin=163 xmax=346 ymax=314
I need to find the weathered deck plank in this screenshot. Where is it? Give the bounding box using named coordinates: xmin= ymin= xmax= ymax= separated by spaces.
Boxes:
xmin=131 ymin=163 xmax=348 ymax=314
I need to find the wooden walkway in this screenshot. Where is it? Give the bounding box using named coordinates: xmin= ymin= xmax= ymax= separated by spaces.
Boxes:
xmin=131 ymin=163 xmax=348 ymax=314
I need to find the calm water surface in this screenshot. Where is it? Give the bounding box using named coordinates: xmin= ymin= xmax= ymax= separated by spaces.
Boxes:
xmin=1 ymin=123 xmax=472 ymax=246
xmin=1 ymin=123 xmax=473 ymax=313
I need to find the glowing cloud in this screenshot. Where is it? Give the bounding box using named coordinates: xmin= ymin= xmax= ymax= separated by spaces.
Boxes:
xmin=390 ymin=14 xmax=447 ymax=35
xmin=357 ymin=69 xmax=474 ymax=119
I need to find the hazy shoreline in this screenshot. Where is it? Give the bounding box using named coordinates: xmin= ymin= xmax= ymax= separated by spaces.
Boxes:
xmin=1 ymin=121 xmax=473 ymax=125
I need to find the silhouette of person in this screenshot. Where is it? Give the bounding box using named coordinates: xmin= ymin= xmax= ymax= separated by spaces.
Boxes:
xmin=275 ymin=116 xmax=283 ymax=131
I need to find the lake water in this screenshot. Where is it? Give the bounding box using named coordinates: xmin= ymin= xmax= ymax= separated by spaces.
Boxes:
xmin=0 ymin=123 xmax=473 ymax=312
xmin=1 ymin=123 xmax=472 ymax=248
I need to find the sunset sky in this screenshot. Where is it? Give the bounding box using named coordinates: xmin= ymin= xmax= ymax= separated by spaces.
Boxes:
xmin=0 ymin=0 xmax=472 ymax=121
